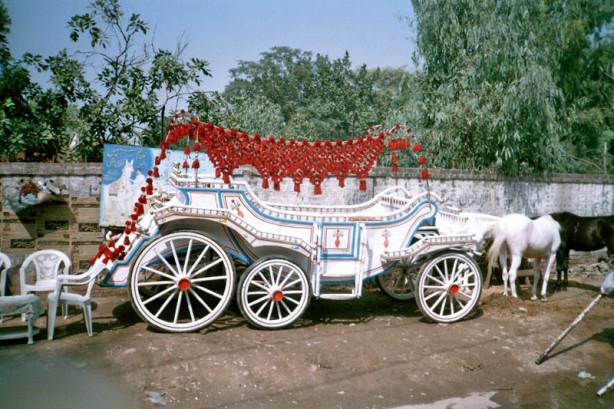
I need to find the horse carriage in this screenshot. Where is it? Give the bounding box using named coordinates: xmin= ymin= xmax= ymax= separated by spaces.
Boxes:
xmin=88 ymin=116 xmax=487 ymax=333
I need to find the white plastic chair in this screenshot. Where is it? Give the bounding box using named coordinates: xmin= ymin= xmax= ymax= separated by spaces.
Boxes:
xmin=0 ymin=252 xmax=12 ymax=323
xmin=20 ymin=249 xmax=71 ymax=298
xmin=47 ymin=269 xmax=99 ymax=340
xmin=0 ymin=252 xmax=10 ymax=297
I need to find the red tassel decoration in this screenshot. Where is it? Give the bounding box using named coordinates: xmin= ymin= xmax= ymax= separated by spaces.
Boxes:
xmin=359 ymin=180 xmax=367 ymax=191
xmin=192 ymin=158 xmax=200 ymax=169
xmin=124 ymin=235 xmax=130 ymax=246
xmin=418 ymin=155 xmax=427 ymax=165
xmin=262 ymin=179 xmax=269 ymax=189
xmin=314 ymin=184 xmax=322 ymax=195
xmin=421 ymin=168 xmax=430 ymax=180
xmin=294 ymin=182 xmax=301 ymax=192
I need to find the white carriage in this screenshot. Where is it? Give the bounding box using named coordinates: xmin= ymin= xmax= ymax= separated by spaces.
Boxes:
xmin=89 ymin=118 xmax=485 ymax=332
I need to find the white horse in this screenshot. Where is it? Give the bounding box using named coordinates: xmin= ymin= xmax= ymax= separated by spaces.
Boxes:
xmin=103 ymin=159 xmax=137 ymax=225
xmin=487 ymin=214 xmax=561 ymax=301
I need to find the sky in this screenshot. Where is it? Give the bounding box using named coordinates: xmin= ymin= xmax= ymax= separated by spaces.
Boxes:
xmin=4 ymin=0 xmax=417 ymax=92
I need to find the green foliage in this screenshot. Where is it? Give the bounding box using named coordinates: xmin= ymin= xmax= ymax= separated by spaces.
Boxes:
xmin=222 ymin=47 xmax=389 ymax=140
xmin=3 ymin=0 xmax=211 ymax=162
xmin=408 ymin=0 xmax=614 ymax=174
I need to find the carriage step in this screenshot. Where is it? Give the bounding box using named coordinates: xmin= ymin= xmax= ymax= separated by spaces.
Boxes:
xmin=319 ymin=272 xmax=357 ymax=278
xmin=318 ymin=294 xmax=359 ymax=300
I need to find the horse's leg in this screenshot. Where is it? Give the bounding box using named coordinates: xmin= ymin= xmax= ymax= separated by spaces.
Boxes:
xmin=531 ymin=258 xmax=541 ymax=301
xmin=508 ymin=255 xmax=522 ymax=298
xmin=561 ymin=249 xmax=570 ymax=291
xmin=540 ymin=253 xmax=557 ymax=301
xmin=500 ymin=251 xmax=510 ymax=296
xmin=554 ymin=244 xmax=568 ymax=291
xmin=554 ymin=248 xmax=563 ymax=291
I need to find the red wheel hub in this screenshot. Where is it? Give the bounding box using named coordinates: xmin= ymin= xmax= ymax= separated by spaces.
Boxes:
xmin=448 ymin=284 xmax=459 ymax=295
xmin=178 ymin=277 xmax=191 ymax=291
xmin=272 ymin=290 xmax=283 ymax=302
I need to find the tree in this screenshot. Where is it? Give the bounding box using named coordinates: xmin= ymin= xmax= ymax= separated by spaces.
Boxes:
xmin=408 ymin=0 xmax=614 ymax=174
xmin=223 ymin=47 xmax=389 ymax=141
xmin=0 ymin=1 xmax=69 ymax=162
xmin=22 ymin=0 xmax=212 ymax=161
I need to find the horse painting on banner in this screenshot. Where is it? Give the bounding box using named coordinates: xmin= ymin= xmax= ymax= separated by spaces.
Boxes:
xmin=549 ymin=212 xmax=614 ymax=291
xmin=487 ymin=214 xmax=561 ymax=301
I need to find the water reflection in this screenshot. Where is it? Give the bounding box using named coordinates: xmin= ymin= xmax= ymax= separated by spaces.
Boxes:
xmin=0 ymin=349 xmax=138 ymax=409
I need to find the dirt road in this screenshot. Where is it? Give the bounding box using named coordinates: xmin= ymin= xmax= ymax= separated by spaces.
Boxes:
xmin=1 ymin=259 xmax=613 ymax=409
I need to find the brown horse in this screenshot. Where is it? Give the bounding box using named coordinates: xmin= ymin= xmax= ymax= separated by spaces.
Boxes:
xmin=549 ymin=212 xmax=614 ymax=291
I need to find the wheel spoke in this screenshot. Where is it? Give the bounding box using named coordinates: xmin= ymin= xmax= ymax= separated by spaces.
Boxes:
xmin=142 ymin=285 xmax=176 ymax=305
xmin=174 ymin=291 xmax=183 ymax=324
xmin=248 ymin=294 xmax=270 ymax=308
xmin=186 ymin=244 xmax=210 ymax=277
xmin=155 ymin=248 xmax=179 ymax=277
xmin=257 ymin=271 xmax=272 ymax=287
xmin=249 ymin=280 xmax=270 ymax=292
xmin=281 ymin=296 xmax=300 ymax=306
xmin=254 ymin=298 xmax=270 ymax=316
xmin=193 ymin=284 xmax=224 ymax=300
xmin=426 ymin=272 xmax=446 ymax=287
xmin=169 ymin=240 xmax=183 ymax=275
xmin=279 ymin=269 xmax=295 ymax=287
xmin=191 ymin=257 xmax=223 ymax=279
xmin=426 ymin=290 xmax=447 ymax=310
xmin=154 ymin=291 xmax=177 ymax=318
xmin=266 ymin=299 xmax=275 ymax=320
xmin=267 ymin=266 xmax=277 ymax=287
xmin=281 ymin=277 xmax=301 ymax=289
xmin=142 ymin=265 xmax=176 ymax=281
xmin=184 ymin=291 xmax=197 ymax=322
xmin=137 ymin=279 xmax=175 ymax=287
xmin=275 ymin=265 xmax=284 ymax=286
xmin=191 ymin=274 xmax=230 ymax=283
xmin=188 ymin=288 xmax=213 ymax=313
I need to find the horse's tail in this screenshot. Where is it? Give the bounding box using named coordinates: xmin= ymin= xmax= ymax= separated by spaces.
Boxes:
xmin=487 ymin=230 xmax=507 ymax=272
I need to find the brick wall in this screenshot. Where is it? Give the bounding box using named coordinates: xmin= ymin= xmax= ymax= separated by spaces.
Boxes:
xmin=2 ymin=162 xmax=613 ymax=274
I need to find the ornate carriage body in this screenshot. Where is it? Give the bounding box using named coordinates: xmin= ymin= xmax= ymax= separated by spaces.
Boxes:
xmin=92 ymin=164 xmax=481 ymax=332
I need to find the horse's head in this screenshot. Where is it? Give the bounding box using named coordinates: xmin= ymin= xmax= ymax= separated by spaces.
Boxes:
xmin=123 ymin=159 xmax=134 ymax=177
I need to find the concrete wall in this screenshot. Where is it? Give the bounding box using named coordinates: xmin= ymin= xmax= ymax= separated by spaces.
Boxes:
xmin=1 ymin=162 xmax=613 ymax=273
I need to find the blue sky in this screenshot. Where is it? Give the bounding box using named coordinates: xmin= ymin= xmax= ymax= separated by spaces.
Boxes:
xmin=4 ymin=0 xmax=417 ymax=92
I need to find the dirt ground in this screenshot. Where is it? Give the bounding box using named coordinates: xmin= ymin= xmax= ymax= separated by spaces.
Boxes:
xmin=1 ymin=252 xmax=613 ymax=409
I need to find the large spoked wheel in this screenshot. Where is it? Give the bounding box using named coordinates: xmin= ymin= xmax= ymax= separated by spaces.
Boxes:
xmin=416 ymin=251 xmax=482 ymax=323
xmin=377 ymin=264 xmax=416 ymax=301
xmin=129 ymin=231 xmax=235 ymax=333
xmin=237 ymin=257 xmax=310 ymax=330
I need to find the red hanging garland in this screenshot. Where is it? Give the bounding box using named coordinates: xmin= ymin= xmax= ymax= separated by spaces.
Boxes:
xmin=91 ymin=114 xmax=430 ymax=265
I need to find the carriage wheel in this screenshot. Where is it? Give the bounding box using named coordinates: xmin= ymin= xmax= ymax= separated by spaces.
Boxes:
xmin=129 ymin=231 xmax=235 ymax=333
xmin=415 ymin=251 xmax=482 ymax=323
xmin=237 ymin=257 xmax=310 ymax=330
xmin=376 ymin=264 xmax=416 ymax=301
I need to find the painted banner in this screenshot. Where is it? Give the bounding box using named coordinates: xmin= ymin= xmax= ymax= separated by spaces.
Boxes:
xmin=100 ymin=144 xmax=214 ymax=227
